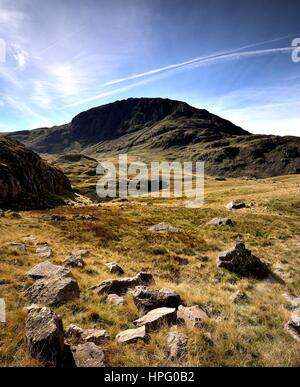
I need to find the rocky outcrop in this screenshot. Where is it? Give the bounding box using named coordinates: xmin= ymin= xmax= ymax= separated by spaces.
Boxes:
xmin=285 ymin=316 xmax=300 ymax=343
xmin=167 ymin=330 xmax=188 ymax=361
xmin=105 ymin=262 xmax=124 ymax=275
xmin=0 ymin=136 xmax=72 ymax=210
xmin=25 ymin=306 xmax=64 ymax=365
xmin=66 ymin=324 xmax=109 ymax=345
xmin=106 ymin=294 xmax=126 ymax=306
xmin=217 ymin=243 xmax=270 ymax=279
xmin=91 ymin=272 xmax=154 ymax=295
xmin=207 ymin=217 xmax=233 ymax=226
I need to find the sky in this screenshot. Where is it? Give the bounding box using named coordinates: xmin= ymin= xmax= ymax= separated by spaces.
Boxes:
xmin=0 ymin=0 xmax=300 ymax=136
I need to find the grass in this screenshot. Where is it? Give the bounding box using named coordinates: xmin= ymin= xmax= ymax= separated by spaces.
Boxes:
xmin=0 ymin=174 xmax=300 ymax=367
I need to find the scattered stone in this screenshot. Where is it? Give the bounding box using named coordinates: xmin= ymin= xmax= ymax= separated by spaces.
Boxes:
xmin=285 ymin=316 xmax=300 ymax=343
xmin=134 ymin=307 xmax=177 ymax=332
xmin=106 ymin=294 xmax=126 ymax=306
xmin=231 ymin=291 xmax=249 ymax=304
xmin=105 ymin=262 xmax=124 ymax=275
xmin=76 ymin=214 xmax=97 ymax=221
xmin=167 ymin=329 xmax=188 ymax=361
xmin=5 ymin=211 xmax=22 ymax=219
xmin=283 ymin=293 xmax=300 ymax=311
xmin=207 ymin=217 xmax=233 ymax=226
xmin=91 ymin=272 xmax=154 ymax=295
xmin=177 ymin=305 xmax=208 ymax=328
xmin=133 ymin=286 xmax=181 ymax=312
xmin=116 ymin=325 xmax=147 ymax=344
xmin=26 ymin=261 xmax=72 ymax=280
xmin=217 ymin=243 xmax=270 ymax=279
xmin=72 ymin=249 xmax=90 ymax=257
xmin=25 ymin=306 xmax=64 ymax=365
xmin=63 ymin=254 xmax=85 ymax=268
xmin=148 ymin=223 xmax=178 ymax=233
xmin=4 ymin=242 xmax=27 ymax=252
xmin=36 ymin=244 xmax=52 ymax=258
xmin=226 ymin=200 xmax=246 ymax=210
xmin=215 ymin=177 xmax=227 ymax=181
xmin=25 ymin=275 xmax=80 ymax=306
xmin=66 ymin=324 xmax=109 ymax=345
xmin=71 ymin=342 xmax=106 ymax=367
xmin=50 ymin=214 xmax=67 ymax=221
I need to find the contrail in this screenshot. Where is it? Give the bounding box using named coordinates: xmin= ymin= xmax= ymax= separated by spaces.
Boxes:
xmin=67 ymin=45 xmax=293 ymax=108
xmin=104 ymin=34 xmax=298 ymax=87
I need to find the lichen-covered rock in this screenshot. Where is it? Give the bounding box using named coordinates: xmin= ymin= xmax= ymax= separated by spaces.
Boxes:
xmin=26 ymin=261 xmax=72 ymax=280
xmin=177 ymin=305 xmax=208 ymax=328
xmin=116 ymin=325 xmax=147 ymax=344
xmin=36 ymin=244 xmax=52 ymax=258
xmin=217 ymin=243 xmax=270 ymax=279
xmin=71 ymin=342 xmax=106 ymax=367
xmin=167 ymin=330 xmax=188 ymax=361
xmin=285 ymin=316 xmax=300 ymax=343
xmin=91 ymin=272 xmax=154 ymax=295
xmin=207 ymin=217 xmax=233 ymax=226
xmin=105 ymin=262 xmax=124 ymax=275
xmin=25 ymin=306 xmax=64 ymax=365
xmin=106 ymin=294 xmax=126 ymax=306
xmin=66 ymin=324 xmax=109 ymax=345
xmin=226 ymin=200 xmax=246 ymax=210
xmin=133 ymin=286 xmax=181 ymax=312
xmin=4 ymin=242 xmax=27 ymax=252
xmin=134 ymin=307 xmax=177 ymax=332
xmin=25 ymin=275 xmax=80 ymax=306
xmin=148 ymin=223 xmax=178 ymax=233
xmin=63 ymin=254 xmax=85 ymax=268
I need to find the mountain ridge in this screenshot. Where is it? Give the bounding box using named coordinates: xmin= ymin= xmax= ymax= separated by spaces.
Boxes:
xmin=7 ymin=97 xmax=300 ymax=178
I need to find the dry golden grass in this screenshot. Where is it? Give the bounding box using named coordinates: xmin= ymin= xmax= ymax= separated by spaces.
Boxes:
xmin=0 ymin=174 xmax=300 ymax=367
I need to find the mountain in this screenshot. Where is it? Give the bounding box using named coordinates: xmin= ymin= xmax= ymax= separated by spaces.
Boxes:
xmin=0 ymin=136 xmax=73 ymax=210
xmin=7 ymin=97 xmax=300 ymax=178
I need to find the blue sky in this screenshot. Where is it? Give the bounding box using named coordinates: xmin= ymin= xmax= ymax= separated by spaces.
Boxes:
xmin=0 ymin=0 xmax=299 ymax=136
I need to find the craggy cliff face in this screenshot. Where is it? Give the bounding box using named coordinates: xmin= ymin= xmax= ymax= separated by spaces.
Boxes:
xmin=0 ymin=136 xmax=72 ymax=210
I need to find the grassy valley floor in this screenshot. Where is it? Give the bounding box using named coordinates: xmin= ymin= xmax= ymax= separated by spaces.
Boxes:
xmin=0 ymin=174 xmax=300 ymax=366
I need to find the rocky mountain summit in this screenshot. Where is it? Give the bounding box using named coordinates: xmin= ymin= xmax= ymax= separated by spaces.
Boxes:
xmin=0 ymin=135 xmax=72 ymax=210
xmin=8 ymin=98 xmax=300 ymax=178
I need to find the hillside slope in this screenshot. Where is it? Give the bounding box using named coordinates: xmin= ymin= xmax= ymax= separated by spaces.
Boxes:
xmin=7 ymin=98 xmax=300 ymax=178
xmin=0 ymin=136 xmax=73 ymax=210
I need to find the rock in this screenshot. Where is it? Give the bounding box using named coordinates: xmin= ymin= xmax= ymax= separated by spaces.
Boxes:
xmin=0 ymin=209 xmax=5 ymax=217
xmin=63 ymin=254 xmax=85 ymax=268
xmin=36 ymin=244 xmax=52 ymax=258
xmin=285 ymin=316 xmax=300 ymax=343
xmin=50 ymin=214 xmax=67 ymax=221
xmin=105 ymin=262 xmax=124 ymax=275
xmin=4 ymin=242 xmax=27 ymax=252
xmin=226 ymin=200 xmax=246 ymax=210
xmin=106 ymin=294 xmax=126 ymax=306
xmin=207 ymin=217 xmax=233 ymax=226
xmin=177 ymin=305 xmax=208 ymax=328
xmin=148 ymin=223 xmax=178 ymax=233
xmin=133 ymin=286 xmax=181 ymax=312
xmin=5 ymin=211 xmax=22 ymax=219
xmin=26 ymin=261 xmax=72 ymax=280
xmin=25 ymin=306 xmax=64 ymax=365
xmin=116 ymin=325 xmax=147 ymax=344
xmin=231 ymin=291 xmax=249 ymax=304
xmin=25 ymin=275 xmax=80 ymax=306
xmin=71 ymin=342 xmax=106 ymax=367
xmin=217 ymin=243 xmax=270 ymax=279
xmin=167 ymin=330 xmax=188 ymax=361
xmin=283 ymin=293 xmax=300 ymax=311
xmin=134 ymin=307 xmax=177 ymax=332
xmin=91 ymin=272 xmax=154 ymax=295
xmin=72 ymin=249 xmax=90 ymax=257
xmin=66 ymin=324 xmax=109 ymax=345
